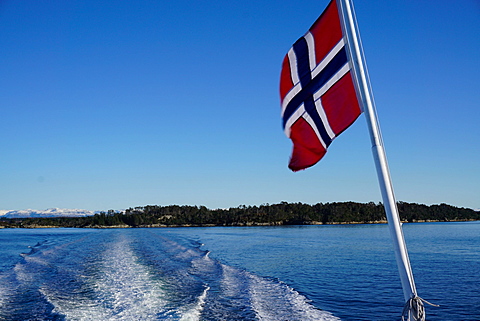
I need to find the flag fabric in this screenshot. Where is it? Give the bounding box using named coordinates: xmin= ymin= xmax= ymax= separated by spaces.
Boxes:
xmin=280 ymin=0 xmax=362 ymax=171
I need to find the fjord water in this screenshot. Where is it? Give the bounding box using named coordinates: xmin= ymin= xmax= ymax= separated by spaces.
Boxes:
xmin=0 ymin=222 xmax=478 ymax=320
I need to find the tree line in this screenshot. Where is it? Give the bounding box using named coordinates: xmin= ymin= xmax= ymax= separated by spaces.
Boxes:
xmin=1 ymin=202 xmax=478 ymax=228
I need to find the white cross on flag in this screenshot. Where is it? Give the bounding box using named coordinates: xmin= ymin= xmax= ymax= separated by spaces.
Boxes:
xmin=280 ymin=0 xmax=362 ymax=171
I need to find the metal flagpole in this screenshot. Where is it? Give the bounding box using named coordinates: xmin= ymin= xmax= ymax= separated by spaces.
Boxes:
xmin=336 ymin=0 xmax=425 ymax=320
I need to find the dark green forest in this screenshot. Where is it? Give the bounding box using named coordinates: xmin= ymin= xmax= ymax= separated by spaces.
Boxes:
xmin=1 ymin=202 xmax=478 ymax=228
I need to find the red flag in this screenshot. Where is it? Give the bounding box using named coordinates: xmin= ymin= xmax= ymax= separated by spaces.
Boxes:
xmin=280 ymin=0 xmax=362 ymax=171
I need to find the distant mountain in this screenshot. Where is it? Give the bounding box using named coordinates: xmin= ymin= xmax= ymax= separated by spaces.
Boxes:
xmin=0 ymin=208 xmax=95 ymax=218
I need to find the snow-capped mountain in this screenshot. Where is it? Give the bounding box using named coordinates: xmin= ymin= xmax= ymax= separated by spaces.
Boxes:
xmin=0 ymin=208 xmax=95 ymax=218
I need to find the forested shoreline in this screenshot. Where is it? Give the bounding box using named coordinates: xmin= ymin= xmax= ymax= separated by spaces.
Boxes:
xmin=1 ymin=201 xmax=478 ymax=229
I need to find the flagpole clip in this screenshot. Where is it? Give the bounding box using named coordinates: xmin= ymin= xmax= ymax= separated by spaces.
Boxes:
xmin=401 ymin=295 xmax=439 ymax=321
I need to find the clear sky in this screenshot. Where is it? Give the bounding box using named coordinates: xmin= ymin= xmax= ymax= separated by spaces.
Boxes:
xmin=1 ymin=0 xmax=479 ymax=211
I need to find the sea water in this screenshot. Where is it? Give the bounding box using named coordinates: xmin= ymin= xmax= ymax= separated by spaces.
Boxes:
xmin=0 ymin=222 xmax=478 ymax=320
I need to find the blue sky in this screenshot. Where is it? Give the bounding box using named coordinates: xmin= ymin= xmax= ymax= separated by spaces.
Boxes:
xmin=1 ymin=0 xmax=479 ymax=211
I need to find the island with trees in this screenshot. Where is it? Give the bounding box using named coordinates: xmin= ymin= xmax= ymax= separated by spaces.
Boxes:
xmin=1 ymin=201 xmax=478 ymax=228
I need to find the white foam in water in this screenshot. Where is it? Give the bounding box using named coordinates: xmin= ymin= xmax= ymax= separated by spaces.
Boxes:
xmin=12 ymin=255 xmax=53 ymax=296
xmin=45 ymin=233 xmax=169 ymax=320
xmin=41 ymin=286 xmax=112 ymax=321
xmin=0 ymin=274 xmax=12 ymax=314
xmin=248 ymin=273 xmax=341 ymax=321
xmin=190 ymin=251 xmax=217 ymax=275
xmin=220 ymin=264 xmax=245 ymax=298
xmin=217 ymin=260 xmax=339 ymax=320
xmin=179 ymin=286 xmax=210 ymax=321
xmin=4 ymin=230 xmax=340 ymax=320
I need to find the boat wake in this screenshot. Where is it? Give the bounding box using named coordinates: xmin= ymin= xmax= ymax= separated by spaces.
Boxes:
xmin=0 ymin=229 xmax=340 ymax=320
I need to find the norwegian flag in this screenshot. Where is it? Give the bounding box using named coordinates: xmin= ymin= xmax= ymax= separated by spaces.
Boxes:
xmin=280 ymin=0 xmax=362 ymax=171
